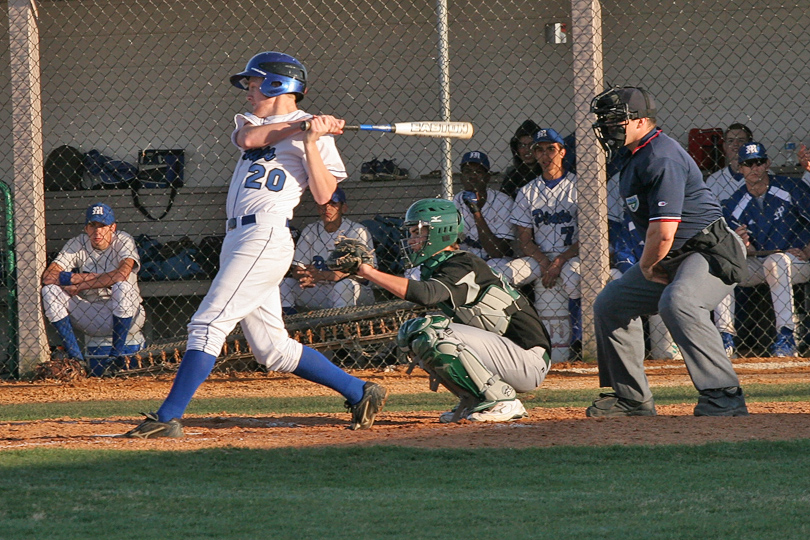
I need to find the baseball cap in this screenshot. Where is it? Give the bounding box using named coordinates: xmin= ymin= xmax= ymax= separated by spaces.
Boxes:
xmin=614 ymin=87 xmax=657 ymax=119
xmin=85 ymin=203 xmax=115 ymax=226
xmin=330 ymin=187 xmax=347 ymax=204
xmin=738 ymin=142 xmax=768 ymax=164
xmin=461 ymin=151 xmax=490 ymax=170
xmin=532 ymin=128 xmax=565 ymax=146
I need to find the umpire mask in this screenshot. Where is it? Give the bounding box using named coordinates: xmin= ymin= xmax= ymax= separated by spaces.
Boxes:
xmin=590 ymin=87 xmax=656 ymax=161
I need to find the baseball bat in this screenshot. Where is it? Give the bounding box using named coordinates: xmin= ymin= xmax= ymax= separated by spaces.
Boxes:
xmin=300 ymin=120 xmax=474 ymax=139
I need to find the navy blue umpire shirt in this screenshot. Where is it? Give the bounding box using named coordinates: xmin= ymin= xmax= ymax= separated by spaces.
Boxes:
xmin=620 ymin=128 xmax=722 ymax=251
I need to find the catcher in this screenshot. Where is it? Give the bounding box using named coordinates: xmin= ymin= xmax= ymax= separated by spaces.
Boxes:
xmin=329 ymin=198 xmax=552 ymax=422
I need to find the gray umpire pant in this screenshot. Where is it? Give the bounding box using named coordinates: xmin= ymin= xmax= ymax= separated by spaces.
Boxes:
xmin=594 ymin=252 xmax=741 ymax=402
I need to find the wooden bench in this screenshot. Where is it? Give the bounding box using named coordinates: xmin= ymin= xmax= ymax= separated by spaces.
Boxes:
xmin=42 ymin=175 xmax=460 ymax=340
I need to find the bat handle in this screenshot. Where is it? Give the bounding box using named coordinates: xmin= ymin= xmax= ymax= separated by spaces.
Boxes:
xmin=299 ymin=121 xmax=358 ymax=132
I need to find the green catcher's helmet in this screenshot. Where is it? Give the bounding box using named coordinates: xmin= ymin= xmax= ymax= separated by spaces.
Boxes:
xmin=401 ymin=198 xmax=464 ymax=268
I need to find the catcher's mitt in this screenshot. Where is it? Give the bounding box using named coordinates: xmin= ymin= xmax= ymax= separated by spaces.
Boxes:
xmin=33 ymin=356 xmax=86 ymax=382
xmin=326 ymin=237 xmax=375 ymax=274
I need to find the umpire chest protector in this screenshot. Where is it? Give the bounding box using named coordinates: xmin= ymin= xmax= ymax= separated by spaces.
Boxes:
xmin=422 ymin=251 xmax=523 ymax=335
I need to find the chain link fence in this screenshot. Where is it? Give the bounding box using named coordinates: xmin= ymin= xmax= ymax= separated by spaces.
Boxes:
xmin=1 ymin=0 xmax=809 ymax=378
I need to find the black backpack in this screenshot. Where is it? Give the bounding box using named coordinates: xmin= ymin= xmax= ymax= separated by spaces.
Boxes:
xmin=44 ymin=146 xmax=85 ymax=191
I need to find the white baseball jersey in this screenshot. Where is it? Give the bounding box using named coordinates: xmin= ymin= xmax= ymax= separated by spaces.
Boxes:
xmin=453 ymin=188 xmax=515 ymax=260
xmin=512 ymin=172 xmax=578 ymax=254
xmin=52 ymin=231 xmax=141 ymax=302
xmin=186 ymin=107 xmax=349 ymax=371
xmin=706 ymin=166 xmax=743 ymax=204
xmin=226 ymin=110 xmax=347 ymax=220
xmin=293 ymin=218 xmax=377 ymax=270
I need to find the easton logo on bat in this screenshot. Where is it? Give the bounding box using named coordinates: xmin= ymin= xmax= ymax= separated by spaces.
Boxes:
xmin=404 ymin=122 xmax=473 ymax=136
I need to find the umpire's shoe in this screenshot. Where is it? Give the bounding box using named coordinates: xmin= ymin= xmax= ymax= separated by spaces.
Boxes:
xmin=694 ymin=386 xmax=749 ymax=417
xmin=586 ymin=392 xmax=657 ymax=418
xmin=346 ymin=382 xmax=388 ymax=430
xmin=120 ymin=412 xmax=184 ymax=438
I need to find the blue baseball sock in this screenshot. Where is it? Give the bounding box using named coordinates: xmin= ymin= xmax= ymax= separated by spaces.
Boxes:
xmin=293 ymin=346 xmax=365 ymax=404
xmin=52 ymin=317 xmax=83 ymax=359
xmin=110 ymin=315 xmax=133 ymax=357
xmin=156 ymin=350 xmax=217 ymax=422
xmin=569 ymin=298 xmax=582 ymax=343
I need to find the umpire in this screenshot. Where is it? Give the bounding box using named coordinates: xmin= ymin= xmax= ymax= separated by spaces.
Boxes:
xmin=587 ymin=87 xmax=749 ymax=417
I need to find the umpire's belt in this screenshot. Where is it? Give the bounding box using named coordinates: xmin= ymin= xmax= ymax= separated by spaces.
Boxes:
xmin=226 ymin=214 xmax=289 ymax=231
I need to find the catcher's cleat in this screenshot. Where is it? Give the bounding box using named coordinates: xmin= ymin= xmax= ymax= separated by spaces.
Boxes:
xmin=467 ymin=399 xmax=528 ymax=423
xmin=585 ymin=392 xmax=657 ymax=417
xmin=120 ymin=412 xmax=184 ymax=438
xmin=346 ymin=382 xmax=388 ymax=430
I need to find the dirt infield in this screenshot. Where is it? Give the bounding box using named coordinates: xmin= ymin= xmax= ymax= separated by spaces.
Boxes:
xmin=2 ymin=357 xmax=810 ymax=451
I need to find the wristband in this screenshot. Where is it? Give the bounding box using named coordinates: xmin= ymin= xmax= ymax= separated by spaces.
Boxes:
xmin=58 ymin=271 xmax=74 ymax=287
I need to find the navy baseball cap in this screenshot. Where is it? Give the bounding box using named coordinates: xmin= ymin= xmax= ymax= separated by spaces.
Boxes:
xmin=738 ymin=142 xmax=768 ymax=164
xmin=533 ymin=128 xmax=565 ymax=146
xmin=85 ymin=203 xmax=115 ymax=226
xmin=461 ymin=151 xmax=490 ymax=170
xmin=330 ymin=187 xmax=347 ymax=204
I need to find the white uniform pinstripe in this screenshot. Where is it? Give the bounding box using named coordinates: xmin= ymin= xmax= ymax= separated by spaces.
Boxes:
xmin=187 ymin=110 xmax=347 ymax=370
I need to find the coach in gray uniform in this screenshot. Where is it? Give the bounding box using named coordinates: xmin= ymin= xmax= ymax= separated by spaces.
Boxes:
xmin=587 ymin=87 xmax=749 ymax=417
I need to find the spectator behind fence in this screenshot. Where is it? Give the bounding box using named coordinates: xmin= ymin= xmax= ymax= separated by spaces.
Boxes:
xmin=717 ymin=142 xmax=810 ymax=358
xmin=453 ymin=151 xmax=515 ymax=262
xmin=41 ymin=203 xmax=146 ymax=376
xmin=281 ymin=187 xmax=376 ymax=313
xmin=499 ymin=120 xmax=543 ymax=200
xmin=493 ymin=128 xmax=581 ymax=360
xmin=705 ymin=123 xmax=754 ymax=204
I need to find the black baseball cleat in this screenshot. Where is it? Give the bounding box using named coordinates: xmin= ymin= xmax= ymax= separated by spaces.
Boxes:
xmin=346 ymin=382 xmax=388 ymax=430
xmin=694 ymin=386 xmax=749 ymax=416
xmin=119 ymin=412 xmax=184 ymax=438
xmin=586 ymin=392 xmax=657 ymax=417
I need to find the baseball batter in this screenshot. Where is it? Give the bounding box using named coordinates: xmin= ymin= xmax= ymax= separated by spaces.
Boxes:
xmin=589 ymin=86 xmax=748 ymax=417
xmin=41 ymin=203 xmax=145 ymax=376
xmin=123 ymin=52 xmax=386 ymax=438
xmin=349 ymin=198 xmax=552 ymax=422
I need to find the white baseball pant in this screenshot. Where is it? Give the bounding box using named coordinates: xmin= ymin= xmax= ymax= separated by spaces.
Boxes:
xmin=715 ymin=252 xmax=810 ymax=334
xmin=42 ymin=281 xmax=145 ymax=337
xmin=280 ymin=277 xmax=375 ymax=310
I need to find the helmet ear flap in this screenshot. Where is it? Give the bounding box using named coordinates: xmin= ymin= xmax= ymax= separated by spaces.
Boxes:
xmin=230 ymin=51 xmax=308 ymax=102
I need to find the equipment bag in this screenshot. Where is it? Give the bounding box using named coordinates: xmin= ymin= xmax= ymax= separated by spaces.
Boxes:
xmin=44 ymin=145 xmax=85 ymax=191
xmin=132 ymin=149 xmax=185 ymax=221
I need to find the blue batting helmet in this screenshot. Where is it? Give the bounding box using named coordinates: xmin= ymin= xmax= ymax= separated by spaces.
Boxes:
xmin=230 ymin=52 xmax=308 ymax=102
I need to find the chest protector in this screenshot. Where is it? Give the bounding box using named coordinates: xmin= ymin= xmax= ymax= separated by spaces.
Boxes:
xmin=423 ymin=253 xmax=522 ymax=335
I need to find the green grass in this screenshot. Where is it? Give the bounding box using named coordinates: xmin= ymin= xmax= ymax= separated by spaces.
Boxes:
xmin=0 ymin=442 xmax=808 ymax=540
xmin=1 ymin=381 xmax=809 ymax=421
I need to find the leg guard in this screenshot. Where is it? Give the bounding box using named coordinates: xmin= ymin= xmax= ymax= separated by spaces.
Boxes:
xmin=397 ymin=315 xmax=517 ymax=412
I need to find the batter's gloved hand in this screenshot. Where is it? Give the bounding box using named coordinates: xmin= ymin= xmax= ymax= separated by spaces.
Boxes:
xmin=326 ymin=237 xmax=375 ymax=274
xmin=461 ymin=190 xmax=480 ymax=214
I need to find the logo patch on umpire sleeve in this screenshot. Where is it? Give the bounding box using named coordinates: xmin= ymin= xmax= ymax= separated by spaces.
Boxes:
xmin=626 ymin=195 xmax=639 ymax=213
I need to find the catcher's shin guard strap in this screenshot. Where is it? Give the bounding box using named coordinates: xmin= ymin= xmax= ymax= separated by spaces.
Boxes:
xmin=404 ymin=318 xmax=516 ymax=408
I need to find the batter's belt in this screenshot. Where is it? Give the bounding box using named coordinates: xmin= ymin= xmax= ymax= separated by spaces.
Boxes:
xmin=226 ymin=213 xmax=290 ymax=231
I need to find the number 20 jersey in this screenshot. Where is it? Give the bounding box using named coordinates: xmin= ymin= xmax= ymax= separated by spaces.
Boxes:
xmin=226 ymin=110 xmax=348 ymax=221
